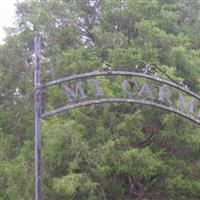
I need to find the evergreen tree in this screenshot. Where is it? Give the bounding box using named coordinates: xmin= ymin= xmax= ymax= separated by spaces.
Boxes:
xmin=1 ymin=1 xmax=200 ymax=199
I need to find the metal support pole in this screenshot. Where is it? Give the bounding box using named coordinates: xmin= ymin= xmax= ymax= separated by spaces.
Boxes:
xmin=34 ymin=37 xmax=42 ymax=200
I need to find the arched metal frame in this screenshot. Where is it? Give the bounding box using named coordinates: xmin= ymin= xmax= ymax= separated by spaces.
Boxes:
xmin=42 ymin=71 xmax=200 ymax=124
xmin=34 ymin=37 xmax=200 ymax=200
xmin=42 ymin=98 xmax=200 ymax=124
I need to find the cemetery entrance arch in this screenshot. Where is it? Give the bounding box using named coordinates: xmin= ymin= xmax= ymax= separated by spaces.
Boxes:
xmin=34 ymin=37 xmax=200 ymax=200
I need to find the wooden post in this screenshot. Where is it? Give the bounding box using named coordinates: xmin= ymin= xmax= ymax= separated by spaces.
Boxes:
xmin=34 ymin=37 xmax=42 ymax=200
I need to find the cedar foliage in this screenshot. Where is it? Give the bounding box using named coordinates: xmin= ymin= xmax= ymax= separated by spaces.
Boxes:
xmin=1 ymin=0 xmax=200 ymax=199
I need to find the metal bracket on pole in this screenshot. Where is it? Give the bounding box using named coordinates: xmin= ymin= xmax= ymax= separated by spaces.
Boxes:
xmin=34 ymin=36 xmax=42 ymax=200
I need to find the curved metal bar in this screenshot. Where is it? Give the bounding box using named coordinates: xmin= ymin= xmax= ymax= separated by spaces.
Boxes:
xmin=41 ymin=98 xmax=200 ymax=124
xmin=42 ymin=71 xmax=200 ymax=101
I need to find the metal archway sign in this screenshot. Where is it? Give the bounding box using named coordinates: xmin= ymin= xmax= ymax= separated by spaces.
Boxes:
xmin=33 ymin=37 xmax=200 ymax=200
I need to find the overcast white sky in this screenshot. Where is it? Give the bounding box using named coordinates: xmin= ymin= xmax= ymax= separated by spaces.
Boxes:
xmin=0 ymin=0 xmax=16 ymax=44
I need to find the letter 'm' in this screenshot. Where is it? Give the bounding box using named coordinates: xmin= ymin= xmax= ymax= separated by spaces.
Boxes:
xmin=62 ymin=81 xmax=86 ymax=102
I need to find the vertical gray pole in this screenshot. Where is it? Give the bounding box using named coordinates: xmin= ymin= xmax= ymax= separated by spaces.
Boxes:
xmin=34 ymin=36 xmax=42 ymax=200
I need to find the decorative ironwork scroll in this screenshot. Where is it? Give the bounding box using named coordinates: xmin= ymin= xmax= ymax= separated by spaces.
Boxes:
xmin=41 ymin=70 xmax=200 ymax=124
xmin=34 ymin=37 xmax=200 ymax=200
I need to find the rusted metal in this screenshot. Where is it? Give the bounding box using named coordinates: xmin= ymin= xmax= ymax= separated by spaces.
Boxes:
xmin=41 ymin=98 xmax=200 ymax=124
xmin=34 ymin=36 xmax=42 ymax=200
